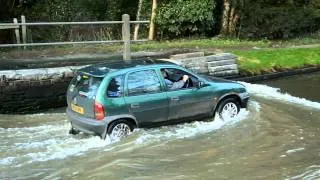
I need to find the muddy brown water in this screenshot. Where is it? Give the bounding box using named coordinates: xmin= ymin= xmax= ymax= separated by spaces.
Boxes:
xmin=0 ymin=72 xmax=319 ymax=179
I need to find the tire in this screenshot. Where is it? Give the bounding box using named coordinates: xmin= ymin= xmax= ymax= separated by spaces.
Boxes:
xmin=216 ymin=97 xmax=240 ymax=120
xmin=107 ymin=119 xmax=134 ymax=140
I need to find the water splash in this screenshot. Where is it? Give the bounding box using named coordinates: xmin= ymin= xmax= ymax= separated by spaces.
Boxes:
xmin=0 ymin=121 xmax=112 ymax=167
xmin=287 ymin=165 xmax=320 ymax=180
xmin=135 ymin=108 xmax=250 ymax=144
xmin=0 ymin=105 xmax=254 ymax=168
xmin=240 ymin=82 xmax=320 ymax=109
xmin=286 ymin=147 xmax=305 ymax=154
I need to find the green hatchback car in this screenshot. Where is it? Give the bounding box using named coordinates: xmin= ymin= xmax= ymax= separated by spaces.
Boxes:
xmin=66 ymin=59 xmax=250 ymax=140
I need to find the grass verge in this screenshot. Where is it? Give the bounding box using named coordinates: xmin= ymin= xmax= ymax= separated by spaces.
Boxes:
xmin=0 ymin=38 xmax=269 ymax=59
xmin=131 ymin=38 xmax=269 ymax=51
xmin=233 ymin=48 xmax=320 ymax=75
xmin=1 ymin=37 xmax=320 ymax=59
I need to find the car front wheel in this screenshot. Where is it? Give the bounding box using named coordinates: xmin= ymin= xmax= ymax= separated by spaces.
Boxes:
xmin=216 ymin=98 xmax=240 ymax=120
xmin=107 ymin=119 xmax=134 ymax=141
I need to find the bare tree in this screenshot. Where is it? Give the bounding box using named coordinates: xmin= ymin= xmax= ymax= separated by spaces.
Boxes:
xmin=228 ymin=6 xmax=239 ymax=35
xmin=133 ymin=0 xmax=143 ymax=40
xmin=148 ymin=0 xmax=157 ymax=40
xmin=220 ymin=0 xmax=231 ymax=35
xmin=220 ymin=0 xmax=239 ymax=36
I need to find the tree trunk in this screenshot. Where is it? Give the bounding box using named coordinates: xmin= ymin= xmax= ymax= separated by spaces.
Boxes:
xmin=220 ymin=0 xmax=231 ymax=35
xmin=133 ymin=0 xmax=143 ymax=40
xmin=228 ymin=7 xmax=239 ymax=35
xmin=148 ymin=0 xmax=157 ymax=40
xmin=221 ymin=0 xmax=239 ymax=36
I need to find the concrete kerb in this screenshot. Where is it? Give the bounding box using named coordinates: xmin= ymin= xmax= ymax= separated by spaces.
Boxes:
xmin=207 ymin=59 xmax=236 ymax=67
xmin=210 ymin=70 xmax=239 ymax=76
xmin=206 ymin=53 xmax=237 ymax=61
xmin=208 ymin=64 xmax=238 ymax=72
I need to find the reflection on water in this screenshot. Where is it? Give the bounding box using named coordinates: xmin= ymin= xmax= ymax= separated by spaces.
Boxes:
xmin=0 ymin=73 xmax=319 ymax=179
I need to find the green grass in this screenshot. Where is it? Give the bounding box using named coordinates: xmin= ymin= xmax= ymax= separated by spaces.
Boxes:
xmin=280 ymin=31 xmax=320 ymax=46
xmin=0 ymin=38 xmax=269 ymax=59
xmin=2 ymin=37 xmax=320 ymax=59
xmin=131 ymin=38 xmax=269 ymax=51
xmin=233 ymin=48 xmax=320 ymax=75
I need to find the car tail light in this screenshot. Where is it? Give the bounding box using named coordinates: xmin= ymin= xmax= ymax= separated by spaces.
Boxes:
xmin=94 ymin=101 xmax=105 ymax=120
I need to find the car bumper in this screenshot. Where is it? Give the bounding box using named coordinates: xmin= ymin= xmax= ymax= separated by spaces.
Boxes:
xmin=239 ymin=92 xmax=250 ymax=108
xmin=66 ymin=108 xmax=107 ymax=137
xmin=241 ymin=97 xmax=250 ymax=108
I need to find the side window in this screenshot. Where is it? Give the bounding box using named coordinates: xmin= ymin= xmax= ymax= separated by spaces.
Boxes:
xmin=127 ymin=70 xmax=161 ymax=96
xmin=107 ymin=75 xmax=123 ymax=98
xmin=161 ymin=68 xmax=198 ymax=89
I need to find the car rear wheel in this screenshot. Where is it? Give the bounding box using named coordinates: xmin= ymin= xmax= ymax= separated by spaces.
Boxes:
xmin=107 ymin=119 xmax=134 ymax=141
xmin=216 ymin=98 xmax=240 ymax=121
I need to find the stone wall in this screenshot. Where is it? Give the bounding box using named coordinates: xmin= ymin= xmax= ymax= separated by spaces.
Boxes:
xmin=0 ymin=66 xmax=81 ymax=113
xmin=206 ymin=53 xmax=239 ymax=76
xmin=162 ymin=52 xmax=239 ymax=76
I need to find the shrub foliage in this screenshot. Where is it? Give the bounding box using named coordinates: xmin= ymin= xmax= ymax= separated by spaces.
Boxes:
xmin=155 ymin=0 xmax=215 ymax=38
xmin=0 ymin=0 xmax=319 ymax=42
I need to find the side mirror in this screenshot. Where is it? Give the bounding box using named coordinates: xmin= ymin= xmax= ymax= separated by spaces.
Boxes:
xmin=196 ymin=81 xmax=205 ymax=88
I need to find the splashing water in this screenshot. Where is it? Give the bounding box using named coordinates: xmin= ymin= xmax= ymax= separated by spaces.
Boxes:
xmin=134 ymin=109 xmax=250 ymax=144
xmin=0 ymin=121 xmax=112 ymax=167
xmin=240 ymin=82 xmax=320 ymax=109
xmin=287 ymin=165 xmax=320 ymax=180
xmin=0 ymin=106 xmax=254 ymax=168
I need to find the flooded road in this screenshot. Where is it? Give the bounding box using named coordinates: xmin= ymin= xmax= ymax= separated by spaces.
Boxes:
xmin=1 ymin=72 xmax=320 ymax=179
xmin=263 ymin=71 xmax=320 ymax=102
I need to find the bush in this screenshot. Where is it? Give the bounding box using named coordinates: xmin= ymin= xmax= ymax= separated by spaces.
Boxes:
xmin=238 ymin=2 xmax=320 ymax=39
xmin=155 ymin=0 xmax=215 ymax=39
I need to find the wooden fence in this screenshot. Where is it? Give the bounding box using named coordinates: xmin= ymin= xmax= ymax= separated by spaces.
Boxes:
xmin=0 ymin=14 xmax=149 ymax=61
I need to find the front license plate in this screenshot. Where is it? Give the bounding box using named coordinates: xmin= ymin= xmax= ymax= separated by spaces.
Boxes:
xmin=71 ymin=104 xmax=84 ymax=114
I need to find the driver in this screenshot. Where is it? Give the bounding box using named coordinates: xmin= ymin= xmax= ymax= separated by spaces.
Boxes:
xmin=162 ymin=69 xmax=189 ymax=90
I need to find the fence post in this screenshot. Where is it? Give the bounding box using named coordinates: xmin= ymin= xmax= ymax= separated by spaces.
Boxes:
xmin=13 ymin=18 xmax=21 ymax=46
xmin=122 ymin=14 xmax=131 ymax=61
xmin=21 ymin=15 xmax=27 ymax=49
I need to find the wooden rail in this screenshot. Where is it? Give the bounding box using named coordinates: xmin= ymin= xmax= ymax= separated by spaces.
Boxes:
xmin=0 ymin=14 xmax=149 ymax=61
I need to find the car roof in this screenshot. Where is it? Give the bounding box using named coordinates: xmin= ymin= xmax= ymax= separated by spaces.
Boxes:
xmin=78 ymin=59 xmax=177 ymax=77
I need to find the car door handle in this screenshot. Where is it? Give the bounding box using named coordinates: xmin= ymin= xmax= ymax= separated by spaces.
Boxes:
xmin=131 ymin=103 xmax=140 ymax=108
xmin=171 ymin=97 xmax=179 ymax=101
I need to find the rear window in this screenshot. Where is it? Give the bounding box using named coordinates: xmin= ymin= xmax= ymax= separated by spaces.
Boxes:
xmin=69 ymin=73 xmax=102 ymax=98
